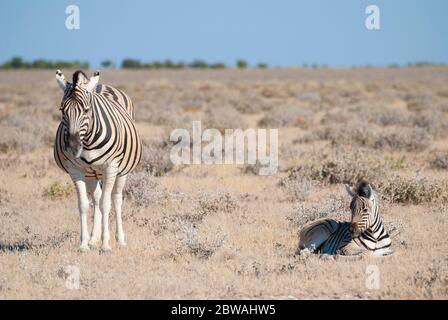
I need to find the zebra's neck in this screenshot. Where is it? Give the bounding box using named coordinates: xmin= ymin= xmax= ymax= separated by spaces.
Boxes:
xmin=83 ymin=97 xmax=101 ymax=145
xmin=354 ymin=211 xmax=391 ymax=252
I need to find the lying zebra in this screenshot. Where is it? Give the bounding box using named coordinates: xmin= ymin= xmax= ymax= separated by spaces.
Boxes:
xmin=298 ymin=180 xmax=393 ymax=256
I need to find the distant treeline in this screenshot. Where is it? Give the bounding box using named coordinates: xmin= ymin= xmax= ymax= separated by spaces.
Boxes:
xmin=119 ymin=58 xmax=259 ymax=69
xmin=0 ymin=57 xmax=89 ymax=69
xmin=0 ymin=56 xmax=446 ymax=70
xmin=0 ymin=56 xmax=260 ymax=70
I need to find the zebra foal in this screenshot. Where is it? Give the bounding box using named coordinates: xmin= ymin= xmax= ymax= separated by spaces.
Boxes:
xmin=298 ymin=180 xmax=392 ymax=256
xmin=54 ymin=70 xmax=142 ymax=252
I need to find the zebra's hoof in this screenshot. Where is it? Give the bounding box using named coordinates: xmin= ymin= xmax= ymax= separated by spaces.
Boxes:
xmin=100 ymin=245 xmax=112 ymax=253
xmin=88 ymin=237 xmax=100 ymax=247
xmin=319 ymin=254 xmax=335 ymax=261
xmin=79 ymin=244 xmax=90 ymax=252
xmin=117 ymin=241 xmax=127 ymax=247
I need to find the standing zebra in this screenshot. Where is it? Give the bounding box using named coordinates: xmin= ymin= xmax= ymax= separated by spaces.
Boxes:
xmin=54 ymin=70 xmax=142 ymax=252
xmin=298 ymin=180 xmax=392 ymax=256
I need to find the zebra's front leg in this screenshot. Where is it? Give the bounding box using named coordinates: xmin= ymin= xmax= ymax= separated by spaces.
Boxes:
xmin=87 ymin=179 xmax=102 ymax=246
xmin=72 ymin=175 xmax=90 ymax=252
xmin=113 ymin=175 xmax=127 ymax=246
xmin=100 ymin=166 xmax=118 ymax=252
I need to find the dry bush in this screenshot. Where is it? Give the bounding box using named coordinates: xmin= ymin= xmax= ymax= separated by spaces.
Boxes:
xmin=203 ymin=105 xmax=245 ymax=132
xmin=369 ymin=107 xmax=412 ymax=127
xmin=231 ymin=93 xmax=274 ymax=114
xmin=140 ymin=139 xmax=174 ymax=176
xmin=295 ymin=91 xmax=321 ymax=107
xmin=125 ymin=172 xmax=168 ymax=207
xmin=430 ymin=153 xmax=448 ymax=169
xmin=258 ymin=83 xmax=292 ymax=99
xmin=279 ymin=170 xmax=317 ymax=202
xmin=372 ymin=126 xmax=431 ymax=151
xmin=241 ymin=161 xmax=264 ymax=175
xmin=175 ymin=221 xmax=227 ymax=259
xmin=405 ymin=93 xmax=441 ymax=112
xmin=197 ymin=191 xmax=237 ymax=216
xmin=303 ymin=119 xmax=372 ymax=146
xmin=138 ymin=103 xmax=196 ymax=127
xmin=411 ymin=110 xmax=448 ymax=138
xmin=411 ymin=257 xmax=448 ymax=299
xmin=0 ymin=113 xmax=53 ymax=153
xmin=290 ymin=194 xmax=348 ymax=229
xmin=306 ymin=121 xmax=431 ymax=152
xmin=383 ymin=218 xmax=405 ymax=239
xmin=379 ymin=176 xmax=446 ymax=204
xmin=258 ymin=104 xmax=311 ymax=128
xmin=319 ymin=109 xmax=358 ymax=125
xmin=176 ymin=191 xmax=238 ymax=223
xmin=299 ymin=149 xmax=388 ymax=185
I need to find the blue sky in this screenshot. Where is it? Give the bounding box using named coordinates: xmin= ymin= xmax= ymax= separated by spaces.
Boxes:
xmin=0 ymin=0 xmax=447 ymax=67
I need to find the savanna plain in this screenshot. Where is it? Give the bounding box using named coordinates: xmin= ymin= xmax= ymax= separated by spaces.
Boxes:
xmin=0 ymin=68 xmax=447 ymax=299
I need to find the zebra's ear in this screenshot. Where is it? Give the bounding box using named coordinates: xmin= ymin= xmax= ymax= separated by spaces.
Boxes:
xmin=56 ymin=70 xmax=67 ymax=91
xmin=345 ymin=184 xmax=356 ymax=198
xmin=85 ymin=71 xmax=100 ymax=92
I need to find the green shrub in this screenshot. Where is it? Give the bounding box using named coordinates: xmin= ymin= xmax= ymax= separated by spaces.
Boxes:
xmin=44 ymin=182 xmax=73 ymax=199
xmin=101 ymin=60 xmax=113 ymax=68
xmin=236 ymin=59 xmax=248 ymax=69
xmin=121 ymin=58 xmax=142 ymax=69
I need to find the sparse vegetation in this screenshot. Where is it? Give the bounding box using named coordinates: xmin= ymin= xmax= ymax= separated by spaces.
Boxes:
xmin=125 ymin=172 xmax=167 ymax=207
xmin=298 ymin=149 xmax=388 ymax=185
xmin=175 ymin=221 xmax=227 ymax=259
xmin=197 ymin=191 xmax=237 ymax=216
xmin=379 ymin=176 xmax=446 ymax=204
xmin=258 ymin=104 xmax=311 ymax=128
xmin=1 ymin=67 xmax=447 ymax=299
xmin=279 ymin=171 xmax=317 ymax=202
xmin=140 ymin=138 xmax=174 ymax=176
xmin=44 ymin=182 xmax=73 ymax=199
xmin=372 ymin=127 xmax=431 ymax=151
xmin=0 ymin=113 xmax=54 ymax=153
xmin=430 ymin=153 xmax=448 ymax=169
xmin=203 ymin=105 xmax=245 ymax=132
xmin=290 ymin=194 xmax=347 ymax=229
xmin=306 ymin=123 xmax=432 ymax=151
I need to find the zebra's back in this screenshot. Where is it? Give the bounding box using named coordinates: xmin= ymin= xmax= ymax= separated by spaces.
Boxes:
xmin=299 ymin=218 xmax=351 ymax=254
xmin=95 ymin=84 xmax=135 ymax=120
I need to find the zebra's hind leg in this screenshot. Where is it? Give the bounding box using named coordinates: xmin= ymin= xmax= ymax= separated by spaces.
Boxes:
xmin=298 ymin=220 xmax=333 ymax=254
xmin=113 ymin=175 xmax=127 ymax=247
xmin=87 ymin=179 xmax=102 ymax=247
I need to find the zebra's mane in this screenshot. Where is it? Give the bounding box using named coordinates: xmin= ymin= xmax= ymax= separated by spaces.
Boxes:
xmin=72 ymin=70 xmax=88 ymax=87
xmin=353 ymin=180 xmax=378 ymax=199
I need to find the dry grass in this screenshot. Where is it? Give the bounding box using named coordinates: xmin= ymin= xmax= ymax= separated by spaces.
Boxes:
xmin=1 ymin=68 xmax=448 ymax=299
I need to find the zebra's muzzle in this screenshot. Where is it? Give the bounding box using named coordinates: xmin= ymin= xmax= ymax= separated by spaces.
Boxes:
xmin=67 ymin=134 xmax=83 ymax=158
xmin=349 ymin=223 xmax=362 ymax=238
